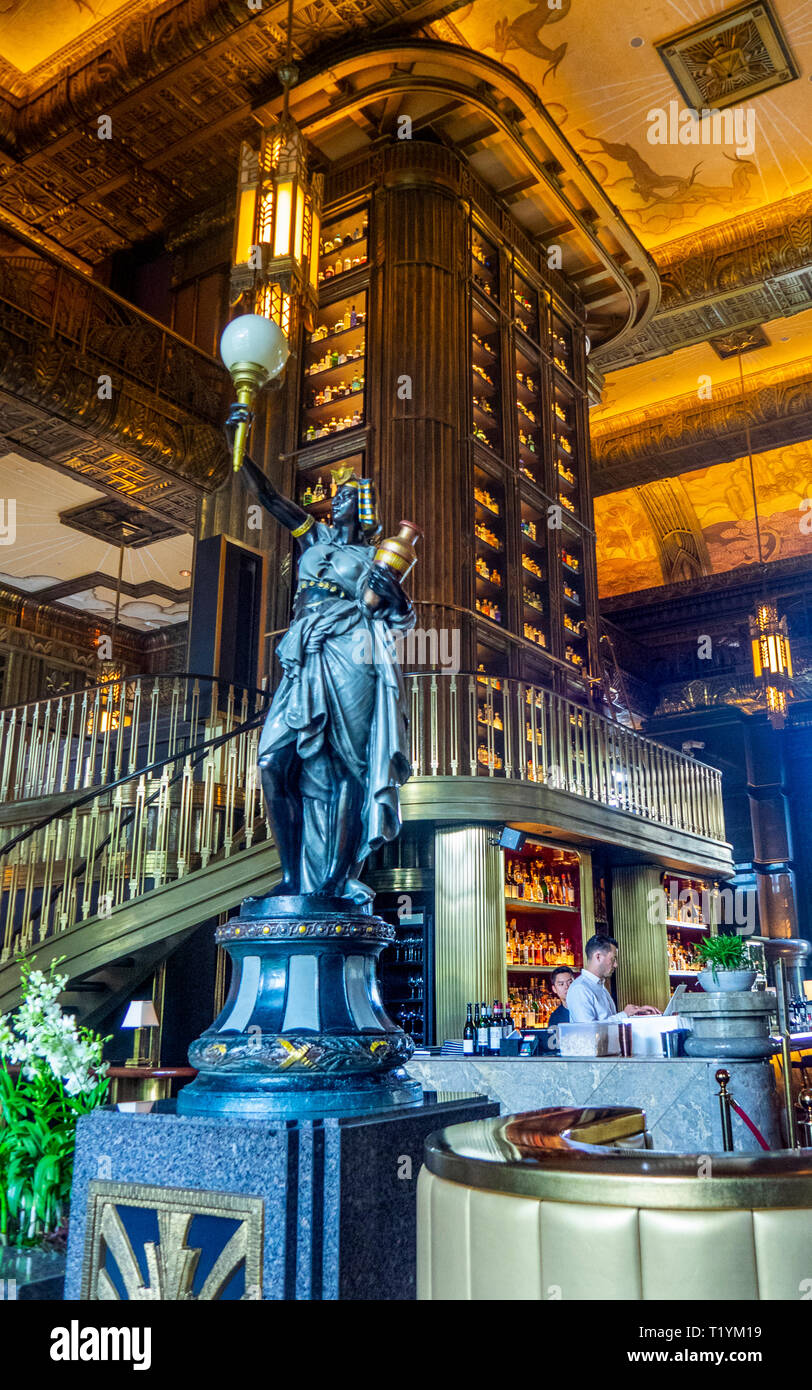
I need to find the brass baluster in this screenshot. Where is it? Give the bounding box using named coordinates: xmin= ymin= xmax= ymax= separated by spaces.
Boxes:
xmin=58 ymin=807 xmax=80 ymax=932
xmin=502 ymin=679 xmax=512 ymax=780
xmin=128 ymin=677 xmax=143 ymax=774
xmin=84 ymin=686 xmax=100 ymax=789
xmin=167 ymin=677 xmax=181 ymax=761
xmin=559 ymin=693 xmax=570 ymax=792
xmin=146 ymin=678 xmax=160 ymax=768
xmin=112 ymin=681 xmax=128 ymax=781
xmin=1 ymin=855 xmax=20 ymax=959
xmin=485 ymin=679 xmax=495 ymax=775
xmin=467 ymin=674 xmax=478 ymax=777
xmin=521 ymin=682 xmax=532 ymax=784
xmin=176 ymin=758 xmax=194 ymax=878
xmin=430 ymin=672 xmax=439 ymax=776
xmin=409 ymin=674 xmax=421 ymax=777
xmin=23 ymin=701 xmax=40 ymax=798
xmin=0 ymin=707 xmax=14 ymax=802
xmin=43 ymin=695 xmax=59 ymax=796
xmin=66 ymin=690 xmax=83 ymax=792
xmin=39 ymin=820 xmax=58 ymax=943
xmin=19 ymin=837 xmax=36 ymax=950
xmin=99 ymin=683 xmax=114 ymax=785
xmin=128 ymin=776 xmax=148 ymax=900
xmin=200 ymin=754 xmax=216 ymax=868
xmin=189 ymin=679 xmax=201 ymax=751
xmin=223 ymin=738 xmax=238 ymax=858
xmin=448 ymin=673 xmax=459 ymax=777
xmin=151 ymin=767 xmax=172 ymax=887
xmin=12 ymin=707 xmax=28 ymax=801
xmin=244 ymin=729 xmax=259 ymax=848
xmin=81 ymin=801 xmax=101 ymax=919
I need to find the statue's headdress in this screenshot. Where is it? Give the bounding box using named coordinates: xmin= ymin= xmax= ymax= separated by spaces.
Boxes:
xmin=331 ymin=464 xmax=381 ymax=540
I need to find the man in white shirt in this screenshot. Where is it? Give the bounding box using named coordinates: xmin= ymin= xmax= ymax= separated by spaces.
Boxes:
xmin=566 ymin=933 xmax=661 ymax=1023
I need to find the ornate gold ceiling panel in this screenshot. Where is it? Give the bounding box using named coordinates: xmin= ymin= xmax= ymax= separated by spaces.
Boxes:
xmin=600 ymin=187 xmax=812 ymax=370
xmin=591 ymin=358 xmax=812 ymax=494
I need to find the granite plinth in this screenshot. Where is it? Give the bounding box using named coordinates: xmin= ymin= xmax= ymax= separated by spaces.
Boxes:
xmin=65 ymin=1092 xmax=498 ymax=1301
xmin=0 ymin=1246 xmax=65 ymax=1300
xmin=406 ymin=1056 xmax=782 ymax=1153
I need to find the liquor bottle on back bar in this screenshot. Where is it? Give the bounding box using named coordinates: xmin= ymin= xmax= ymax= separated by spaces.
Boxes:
xmin=464 ymin=1003 xmax=475 ymax=1055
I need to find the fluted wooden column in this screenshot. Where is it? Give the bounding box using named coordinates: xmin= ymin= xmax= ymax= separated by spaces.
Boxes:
xmin=611 ymin=865 xmax=669 ymax=1013
xmin=434 ymin=825 xmax=506 ymax=1044
xmin=372 ymin=145 xmax=472 ymax=664
xmin=578 ymin=848 xmax=595 ymax=951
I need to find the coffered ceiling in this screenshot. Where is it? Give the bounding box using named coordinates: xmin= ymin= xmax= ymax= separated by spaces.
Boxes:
xmin=0 ymin=453 xmax=192 ymax=629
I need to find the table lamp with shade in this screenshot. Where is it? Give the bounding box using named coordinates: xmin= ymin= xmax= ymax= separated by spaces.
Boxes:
xmin=121 ymin=999 xmax=160 ymax=1068
xmin=219 ymin=313 xmax=290 ymax=473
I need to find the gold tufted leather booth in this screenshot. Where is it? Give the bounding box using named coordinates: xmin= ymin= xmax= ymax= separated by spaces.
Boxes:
xmin=417 ymin=1107 xmax=812 ymax=1300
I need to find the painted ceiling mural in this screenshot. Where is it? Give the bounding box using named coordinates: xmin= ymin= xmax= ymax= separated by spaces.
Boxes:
xmin=594 ymin=437 xmax=812 ymax=597
xmin=446 ymin=0 xmax=812 ymax=249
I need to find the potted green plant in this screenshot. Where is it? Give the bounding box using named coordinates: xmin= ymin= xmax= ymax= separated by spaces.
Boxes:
xmin=0 ymin=958 xmax=109 ymax=1252
xmin=695 ymin=934 xmax=756 ymax=993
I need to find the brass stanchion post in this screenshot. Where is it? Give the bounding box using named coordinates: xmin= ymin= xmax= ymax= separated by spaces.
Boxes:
xmin=775 ymin=959 xmax=798 ymax=1149
xmin=716 ymin=1067 xmax=734 ymax=1152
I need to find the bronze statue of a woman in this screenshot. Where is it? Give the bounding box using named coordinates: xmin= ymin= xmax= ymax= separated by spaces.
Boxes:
xmin=227 ymin=403 xmax=416 ymax=906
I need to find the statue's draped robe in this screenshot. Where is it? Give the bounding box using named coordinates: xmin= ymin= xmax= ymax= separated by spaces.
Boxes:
xmin=258 ymin=524 xmax=415 ymax=894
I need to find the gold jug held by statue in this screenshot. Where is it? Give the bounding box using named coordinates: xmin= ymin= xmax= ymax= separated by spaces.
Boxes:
xmin=363 ymin=521 xmax=422 ymax=610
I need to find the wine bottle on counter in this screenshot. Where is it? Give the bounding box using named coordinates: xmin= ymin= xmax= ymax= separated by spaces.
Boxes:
xmin=463 ymin=1003 xmax=475 ymax=1055
xmin=477 ymin=1002 xmax=489 ymax=1056
xmin=489 ymin=1001 xmax=502 ymax=1054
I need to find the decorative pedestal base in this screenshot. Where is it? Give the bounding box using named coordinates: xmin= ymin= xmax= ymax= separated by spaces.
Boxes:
xmin=678 ymin=990 xmax=779 ymax=1060
xmin=65 ymin=1095 xmax=500 ymax=1301
xmin=178 ymin=896 xmax=421 ymax=1119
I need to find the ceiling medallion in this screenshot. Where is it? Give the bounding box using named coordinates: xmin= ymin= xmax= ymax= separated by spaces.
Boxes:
xmin=657 ymin=1 xmax=799 ymax=111
xmin=59 ymin=497 xmax=182 ymax=548
xmin=709 ymin=324 xmax=770 ymax=359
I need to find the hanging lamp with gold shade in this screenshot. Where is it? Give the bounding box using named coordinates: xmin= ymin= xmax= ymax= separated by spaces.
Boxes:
xmin=231 ymin=120 xmax=323 ymax=342
xmin=222 ymin=0 xmax=322 ymax=473
xmin=736 ymin=348 xmax=794 ymax=729
xmin=750 ymin=599 xmax=793 ymax=728
xmin=229 ymin=0 xmax=323 ymax=347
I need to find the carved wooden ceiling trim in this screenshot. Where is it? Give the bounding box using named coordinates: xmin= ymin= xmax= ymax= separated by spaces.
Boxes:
xmin=591 ymin=359 xmax=812 ymax=494
xmin=0 ymin=0 xmax=456 ymax=267
xmin=0 ymin=226 xmax=229 ymax=517
xmin=600 ymin=187 xmax=812 ymax=370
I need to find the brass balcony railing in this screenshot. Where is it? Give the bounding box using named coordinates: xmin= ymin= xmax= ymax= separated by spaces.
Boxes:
xmin=0 ymin=675 xmax=259 ymax=807
xmin=405 ymin=672 xmax=726 ymax=842
xmin=0 ymin=695 xmax=270 ymax=963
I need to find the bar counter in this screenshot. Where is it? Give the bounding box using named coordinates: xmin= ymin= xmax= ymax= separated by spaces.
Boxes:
xmin=406 ymin=1053 xmax=782 ymax=1153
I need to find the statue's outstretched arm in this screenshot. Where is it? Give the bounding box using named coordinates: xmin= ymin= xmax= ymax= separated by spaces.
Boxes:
xmin=225 ymin=403 xmax=315 ymax=543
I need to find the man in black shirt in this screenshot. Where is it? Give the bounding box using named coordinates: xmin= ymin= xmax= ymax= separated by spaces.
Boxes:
xmin=548 ymin=966 xmax=575 ymax=1026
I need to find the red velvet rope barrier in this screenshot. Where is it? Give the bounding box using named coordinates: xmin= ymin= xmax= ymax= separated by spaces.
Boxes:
xmin=729 ymin=1097 xmax=771 ymax=1151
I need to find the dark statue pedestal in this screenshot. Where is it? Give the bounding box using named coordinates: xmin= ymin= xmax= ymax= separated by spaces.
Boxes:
xmin=64 ymin=1094 xmax=499 ymax=1300
xmin=178 ymin=895 xmax=422 ymax=1119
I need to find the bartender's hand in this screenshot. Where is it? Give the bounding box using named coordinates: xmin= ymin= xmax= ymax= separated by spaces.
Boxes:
xmin=625 ymin=1004 xmax=662 ymax=1016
